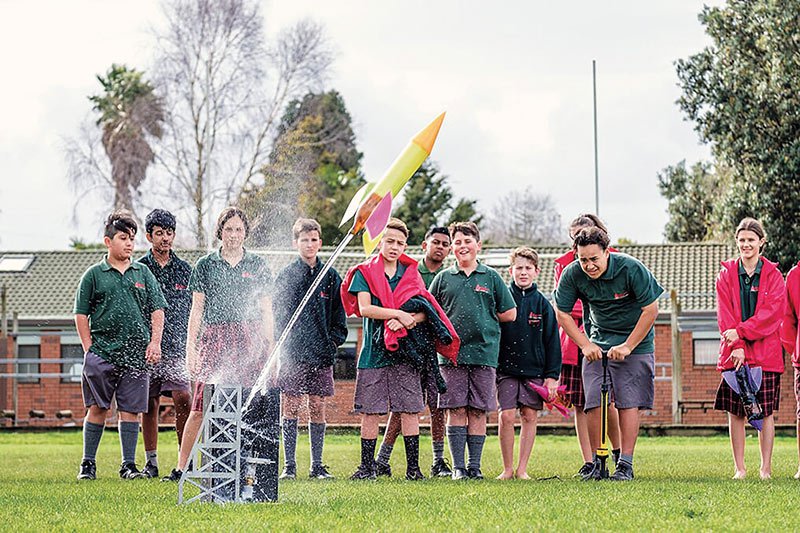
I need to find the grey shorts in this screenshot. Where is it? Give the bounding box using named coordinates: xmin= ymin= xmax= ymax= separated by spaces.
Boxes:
xmin=354 ymin=364 xmax=424 ymax=414
xmin=279 ymin=361 xmax=334 ymax=397
xmin=82 ymin=351 xmax=149 ymax=414
xmin=149 ymin=355 xmax=191 ymax=399
xmin=496 ymin=374 xmax=544 ymax=411
xmin=438 ymin=365 xmax=497 ymax=412
xmin=582 ymin=352 xmax=655 ymax=411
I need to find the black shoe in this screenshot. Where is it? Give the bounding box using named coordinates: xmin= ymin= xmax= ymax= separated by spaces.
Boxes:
xmin=77 ymin=459 xmax=96 ymax=480
xmin=375 ymin=461 xmax=392 ymax=478
xmin=467 ymin=467 xmax=484 ymax=480
xmin=610 ymin=461 xmax=634 ymax=481
xmin=580 ymin=458 xmax=607 ymax=481
xmin=309 ymin=464 xmax=334 ymax=480
xmin=612 ymin=449 xmax=621 ymax=467
xmin=575 ymin=461 xmax=594 ymax=479
xmin=142 ymin=461 xmax=159 ymax=479
xmin=279 ymin=464 xmax=297 ymax=480
xmin=406 ymin=466 xmax=426 ymax=481
xmin=430 ymin=457 xmax=453 ymax=477
xmin=451 ymin=467 xmax=469 ymax=480
xmin=350 ymin=464 xmax=377 ymax=480
xmin=161 ymin=468 xmax=183 ymax=482
xmin=119 ymin=462 xmax=145 ymax=479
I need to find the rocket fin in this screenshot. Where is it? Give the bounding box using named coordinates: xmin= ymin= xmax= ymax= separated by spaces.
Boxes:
xmin=340 ymin=182 xmax=375 ymax=228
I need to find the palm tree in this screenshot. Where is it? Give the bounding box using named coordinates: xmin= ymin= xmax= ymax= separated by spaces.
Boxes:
xmin=89 ymin=64 xmax=164 ymax=212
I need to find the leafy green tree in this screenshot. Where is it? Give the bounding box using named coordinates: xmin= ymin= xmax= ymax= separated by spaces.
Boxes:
xmin=447 ymin=198 xmax=484 ymax=228
xmin=676 ymin=0 xmax=800 ymax=268
xmin=394 ymin=161 xmax=453 ymax=244
xmin=657 ymin=160 xmax=722 ymax=242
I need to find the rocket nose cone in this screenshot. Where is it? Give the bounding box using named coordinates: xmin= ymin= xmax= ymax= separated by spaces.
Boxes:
xmin=412 ymin=112 xmax=446 ymax=154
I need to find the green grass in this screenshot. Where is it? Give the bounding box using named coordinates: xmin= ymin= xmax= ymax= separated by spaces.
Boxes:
xmin=2 ymin=431 xmax=800 ymax=531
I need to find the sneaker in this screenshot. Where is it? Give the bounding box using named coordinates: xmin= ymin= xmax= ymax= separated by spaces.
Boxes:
xmin=610 ymin=461 xmax=634 ymax=481
xmin=161 ymin=468 xmax=183 ymax=482
xmin=451 ymin=467 xmax=469 ymax=480
xmin=406 ymin=466 xmax=425 ymax=481
xmin=279 ymin=464 xmax=297 ymax=480
xmin=375 ymin=461 xmax=392 ymax=478
xmin=467 ymin=467 xmax=484 ymax=480
xmin=350 ymin=464 xmax=377 ymax=481
xmin=309 ymin=464 xmax=334 ymax=480
xmin=77 ymin=459 xmax=96 ymax=480
xmin=142 ymin=461 xmax=159 ymax=479
xmin=580 ymin=458 xmax=606 ymax=481
xmin=575 ymin=461 xmax=594 ymax=479
xmin=119 ymin=462 xmax=145 ymax=479
xmin=430 ymin=457 xmax=453 ymax=477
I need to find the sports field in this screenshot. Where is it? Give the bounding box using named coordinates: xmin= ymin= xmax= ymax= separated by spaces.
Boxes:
xmin=2 ymin=431 xmax=799 ymax=531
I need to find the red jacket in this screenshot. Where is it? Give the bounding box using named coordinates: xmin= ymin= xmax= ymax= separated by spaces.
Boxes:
xmin=715 ymin=257 xmax=786 ymax=373
xmin=340 ymin=253 xmax=459 ymax=364
xmin=780 ymin=261 xmax=800 ymax=368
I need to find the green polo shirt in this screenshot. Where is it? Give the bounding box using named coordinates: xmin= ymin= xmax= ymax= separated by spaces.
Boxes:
xmin=348 ymin=263 xmax=407 ymax=369
xmin=554 ymin=252 xmax=663 ymax=354
xmin=74 ymin=257 xmax=168 ymax=369
xmin=189 ymin=249 xmax=272 ymax=324
xmin=418 ymin=260 xmax=445 ymax=289
xmin=738 ymin=259 xmax=762 ymax=321
xmin=429 ymin=262 xmax=516 ymax=367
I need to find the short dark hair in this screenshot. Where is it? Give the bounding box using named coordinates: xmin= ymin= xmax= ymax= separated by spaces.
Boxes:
xmin=215 ymin=207 xmax=249 ymax=240
xmin=145 ymin=209 xmax=176 ymax=234
xmin=385 ymin=217 xmax=409 ymax=239
xmin=573 ymin=226 xmax=610 ymax=251
xmin=104 ymin=210 xmax=137 ymax=239
xmin=449 ymin=221 xmax=480 ymax=241
xmin=292 ymin=218 xmax=322 ymax=240
xmin=424 ymin=226 xmax=450 ymax=241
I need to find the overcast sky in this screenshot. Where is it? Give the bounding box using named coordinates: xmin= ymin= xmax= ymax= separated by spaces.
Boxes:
xmin=0 ymin=0 xmax=719 ymax=250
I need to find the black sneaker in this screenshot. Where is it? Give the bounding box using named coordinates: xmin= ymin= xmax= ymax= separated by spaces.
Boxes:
xmin=309 ymin=464 xmax=334 ymax=480
xmin=375 ymin=461 xmax=392 ymax=478
xmin=350 ymin=464 xmax=377 ymax=480
xmin=142 ymin=461 xmax=159 ymax=479
xmin=575 ymin=461 xmax=594 ymax=479
xmin=610 ymin=461 xmax=634 ymax=481
xmin=279 ymin=464 xmax=297 ymax=480
xmin=161 ymin=468 xmax=183 ymax=482
xmin=77 ymin=459 xmax=96 ymax=480
xmin=406 ymin=466 xmax=426 ymax=481
xmin=580 ymin=458 xmax=606 ymax=481
xmin=119 ymin=462 xmax=145 ymax=479
xmin=451 ymin=467 xmax=469 ymax=480
xmin=430 ymin=457 xmax=453 ymax=477
xmin=467 ymin=467 xmax=484 ymax=480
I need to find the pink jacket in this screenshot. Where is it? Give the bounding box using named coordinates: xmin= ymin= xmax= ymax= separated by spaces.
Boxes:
xmin=780 ymin=261 xmax=800 ymax=368
xmin=715 ymin=258 xmax=785 ymax=373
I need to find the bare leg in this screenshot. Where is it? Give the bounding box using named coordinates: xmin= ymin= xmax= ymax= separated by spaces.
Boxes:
xmin=516 ymin=407 xmax=537 ymax=479
xmin=308 ymin=395 xmax=326 ymax=424
xmin=796 ymin=418 xmax=800 ymax=479
xmin=430 ymin=406 xmax=446 ymax=441
xmin=758 ymin=414 xmax=775 ymax=479
xmin=496 ymin=409 xmax=516 ymax=479
xmin=361 ymin=414 xmax=381 ymax=440
xmin=586 ymin=406 xmax=601 ymax=451
xmin=618 ymin=408 xmax=640 ymax=456
xmin=448 ymin=407 xmax=467 ymax=427
xmin=177 ymin=411 xmax=203 ymax=471
xmin=86 ymin=405 xmax=108 ymax=425
xmin=466 ymin=407 xmax=487 ymax=435
xmin=171 ymin=391 xmax=192 ymax=446
xmin=728 ymin=413 xmax=747 ymax=479
xmin=382 ymin=412 xmax=403 ymax=446
xmin=142 ymin=396 xmax=160 ymax=453
xmin=574 ymin=409 xmax=593 ymax=463
xmin=400 ymin=412 xmax=420 ymax=436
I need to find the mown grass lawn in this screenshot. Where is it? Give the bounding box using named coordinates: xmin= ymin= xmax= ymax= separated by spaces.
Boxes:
xmin=2 ymin=430 xmax=799 ymax=531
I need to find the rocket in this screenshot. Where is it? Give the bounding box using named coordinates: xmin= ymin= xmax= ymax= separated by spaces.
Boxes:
xmin=340 ymin=112 xmax=446 ymax=255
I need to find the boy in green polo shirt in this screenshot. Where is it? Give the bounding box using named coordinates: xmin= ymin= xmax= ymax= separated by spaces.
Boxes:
xmin=429 ymin=221 xmax=517 ymax=480
xmin=554 ymin=227 xmax=663 ymax=481
xmin=75 ymin=210 xmax=167 ymax=481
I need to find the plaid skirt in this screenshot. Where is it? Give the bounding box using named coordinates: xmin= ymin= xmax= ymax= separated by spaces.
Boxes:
xmin=196 ymin=321 xmax=270 ymax=387
xmin=714 ymin=370 xmax=780 ymax=418
xmin=560 ymin=362 xmax=585 ymax=408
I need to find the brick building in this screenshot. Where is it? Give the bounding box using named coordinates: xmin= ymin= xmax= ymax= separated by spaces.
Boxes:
xmin=1 ymin=244 xmax=795 ymax=428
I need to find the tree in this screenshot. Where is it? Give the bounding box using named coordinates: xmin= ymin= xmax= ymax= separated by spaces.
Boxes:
xmin=657 ymin=160 xmax=722 ymax=242
xmin=446 ymin=198 xmax=484 ymax=228
xmin=240 ymin=90 xmax=364 ymax=246
xmin=676 ymin=0 xmax=800 ymax=268
xmin=394 ymin=162 xmax=453 ymax=244
xmin=66 ymin=64 xmax=163 ymax=216
xmin=484 ymin=187 xmax=561 ymax=245
xmin=153 ymin=0 xmax=332 ymax=246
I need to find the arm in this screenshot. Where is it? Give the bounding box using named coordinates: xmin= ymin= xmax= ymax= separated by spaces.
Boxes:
xmin=186 ymin=292 xmax=205 ymax=378
xmin=608 ymin=300 xmax=658 ymax=360
xmin=146 ymin=309 xmax=164 ymax=364
xmin=542 ymin=303 xmax=562 ymax=380
xmin=329 ymin=276 xmax=349 ymax=347
xmin=735 ymin=271 xmax=786 ymax=341
xmin=557 ymin=308 xmax=602 ymax=361
xmin=356 ymin=292 xmax=416 ymax=329
xmin=75 ymin=315 xmax=91 ymax=353
xmin=781 ymin=271 xmax=799 ymax=355
xmin=497 ymin=308 xmax=517 ymax=323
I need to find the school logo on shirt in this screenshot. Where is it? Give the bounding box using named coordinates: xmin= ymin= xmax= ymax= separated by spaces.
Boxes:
xmin=175 ymin=283 xmax=187 ymax=290
xmin=528 ymin=312 xmax=542 ymax=327
xmin=319 ymin=290 xmax=330 ymax=299
xmin=614 ymin=291 xmax=629 ymax=300
xmin=750 ymin=285 xmax=759 ymax=293
xmin=134 ymin=282 xmax=146 ymax=289
xmin=242 ymin=271 xmax=255 ymax=279
xmin=474 ymin=284 xmax=490 ymax=293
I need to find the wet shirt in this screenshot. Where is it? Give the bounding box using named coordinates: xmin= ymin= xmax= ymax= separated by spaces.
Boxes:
xmin=189 ymin=249 xmax=272 ymax=324
xmin=738 ymin=259 xmax=763 ymax=322
xmin=554 ymin=252 xmax=663 ymax=354
xmin=138 ymin=250 xmax=192 ymax=357
xmin=74 ymin=257 xmax=168 ymax=369
xmin=429 ymin=262 xmax=516 ymax=367
xmin=418 ymin=261 xmax=444 ymax=289
xmin=348 ymin=263 xmax=407 ymax=369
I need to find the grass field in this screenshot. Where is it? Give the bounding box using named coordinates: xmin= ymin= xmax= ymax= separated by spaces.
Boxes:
xmin=2 ymin=430 xmax=800 ymax=531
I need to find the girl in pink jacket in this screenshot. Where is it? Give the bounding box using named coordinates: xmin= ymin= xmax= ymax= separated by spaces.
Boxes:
xmin=780 ymin=259 xmax=800 ymax=479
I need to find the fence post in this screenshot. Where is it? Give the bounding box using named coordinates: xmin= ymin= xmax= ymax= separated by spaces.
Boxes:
xmin=670 ymin=289 xmax=682 ymax=424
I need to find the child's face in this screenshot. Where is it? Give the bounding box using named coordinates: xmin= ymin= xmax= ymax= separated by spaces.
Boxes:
xmin=221 ymin=215 xmax=246 ymax=250
xmin=422 ymin=232 xmax=451 ymax=264
xmin=380 ymin=228 xmax=407 ymax=262
xmin=576 ymin=243 xmax=609 ymax=280
xmin=451 ymin=231 xmax=481 ymax=267
xmin=294 ymin=230 xmax=322 ymax=262
xmin=510 ymin=257 xmax=539 ymax=289
xmin=146 ymin=225 xmax=175 ymax=255
xmin=104 ymin=230 xmax=135 ymax=261
xmin=736 ymin=229 xmax=763 ymax=262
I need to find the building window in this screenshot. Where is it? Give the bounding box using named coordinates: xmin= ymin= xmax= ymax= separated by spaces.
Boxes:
xmin=693 ymin=335 xmax=720 ymax=366
xmin=61 ymin=344 xmax=84 ymax=383
xmin=17 ymin=343 xmax=40 ymax=383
